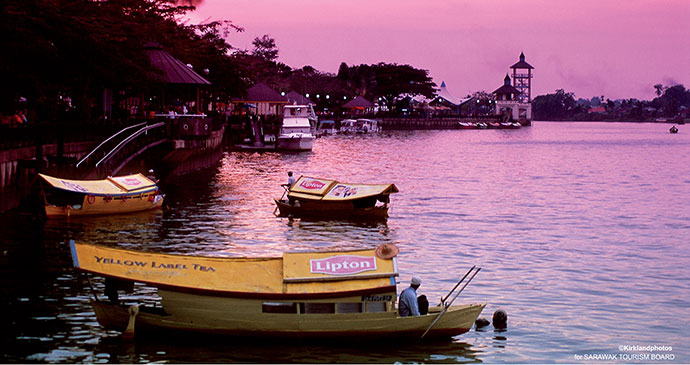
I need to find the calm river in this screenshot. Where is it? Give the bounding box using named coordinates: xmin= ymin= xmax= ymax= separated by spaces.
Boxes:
xmin=1 ymin=122 xmax=688 ymax=363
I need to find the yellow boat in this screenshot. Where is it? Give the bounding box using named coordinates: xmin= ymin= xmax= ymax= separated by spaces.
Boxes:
xmin=274 ymin=176 xmax=399 ymax=219
xmin=70 ymin=241 xmax=485 ymax=340
xmin=39 ymin=173 xmax=163 ymax=217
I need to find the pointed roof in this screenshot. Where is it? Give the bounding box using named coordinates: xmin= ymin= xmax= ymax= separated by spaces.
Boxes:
xmin=493 ymin=75 xmax=521 ymax=95
xmin=343 ymin=96 xmax=374 ymax=108
xmin=143 ymin=42 xmax=211 ymax=85
xmin=285 ymin=91 xmax=314 ymax=105
xmin=435 ymin=81 xmax=465 ymax=105
xmin=510 ymin=52 xmax=534 ymax=69
xmin=234 ymin=83 xmax=287 ymax=103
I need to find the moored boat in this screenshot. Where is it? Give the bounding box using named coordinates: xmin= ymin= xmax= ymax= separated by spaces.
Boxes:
xmin=274 ymin=176 xmax=399 ymax=220
xmin=39 ymin=173 xmax=163 ymax=217
xmin=70 ymin=241 xmax=485 ymax=341
xmin=277 ymin=105 xmax=317 ymax=151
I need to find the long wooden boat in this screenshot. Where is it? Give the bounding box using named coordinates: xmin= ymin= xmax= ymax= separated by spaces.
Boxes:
xmin=274 ymin=176 xmax=399 ymax=220
xmin=39 ymin=173 xmax=163 ymax=217
xmin=70 ymin=241 xmax=485 ymax=340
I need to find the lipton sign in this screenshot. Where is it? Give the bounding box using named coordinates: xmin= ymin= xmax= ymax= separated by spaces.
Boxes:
xmin=299 ymin=179 xmax=326 ymax=190
xmin=310 ymin=255 xmax=377 ymax=275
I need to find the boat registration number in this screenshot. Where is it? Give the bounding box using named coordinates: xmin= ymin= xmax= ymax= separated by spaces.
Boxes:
xmin=361 ymin=295 xmax=392 ymax=302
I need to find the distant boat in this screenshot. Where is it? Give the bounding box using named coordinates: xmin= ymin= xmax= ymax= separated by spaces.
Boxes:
xmin=355 ymin=119 xmax=381 ymax=134
xmin=277 ymin=105 xmax=317 ymax=151
xmin=670 ymin=125 xmax=679 ymax=134
xmin=39 ymin=173 xmax=163 ymax=217
xmin=70 ymin=241 xmax=486 ymax=340
xmin=458 ymin=121 xmax=475 ymax=129
xmin=317 ymin=119 xmax=337 ymax=136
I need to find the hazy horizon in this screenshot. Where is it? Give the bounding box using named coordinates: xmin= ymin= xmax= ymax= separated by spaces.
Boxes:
xmin=186 ymin=0 xmax=689 ymax=101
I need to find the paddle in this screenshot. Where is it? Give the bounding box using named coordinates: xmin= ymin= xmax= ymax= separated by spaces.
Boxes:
xmin=273 ymin=185 xmax=290 ymax=215
xmin=419 ymin=267 xmax=481 ymax=341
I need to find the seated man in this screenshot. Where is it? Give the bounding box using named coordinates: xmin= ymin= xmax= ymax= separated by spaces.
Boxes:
xmin=398 ymin=276 xmax=422 ymax=316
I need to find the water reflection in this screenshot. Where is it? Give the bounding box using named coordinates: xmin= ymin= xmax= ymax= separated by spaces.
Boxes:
xmin=2 ymin=123 xmax=690 ymax=362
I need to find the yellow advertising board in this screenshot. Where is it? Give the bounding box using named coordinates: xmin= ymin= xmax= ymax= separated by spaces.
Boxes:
xmin=70 ymin=242 xmax=398 ymax=295
xmin=288 ymin=176 xmax=398 ymax=201
xmin=40 ymin=173 xmax=157 ymax=195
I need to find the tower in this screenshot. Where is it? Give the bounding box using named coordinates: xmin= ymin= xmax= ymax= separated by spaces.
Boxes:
xmin=510 ymin=52 xmax=534 ymax=103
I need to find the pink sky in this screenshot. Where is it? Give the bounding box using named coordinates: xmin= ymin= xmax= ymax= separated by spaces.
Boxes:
xmin=187 ymin=0 xmax=689 ymax=101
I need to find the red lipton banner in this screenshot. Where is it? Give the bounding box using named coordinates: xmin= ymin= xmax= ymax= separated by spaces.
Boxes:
xmin=310 ymin=255 xmax=377 ymax=275
xmin=300 ymin=179 xmax=326 ymax=190
xmin=289 ymin=176 xmax=336 ymax=196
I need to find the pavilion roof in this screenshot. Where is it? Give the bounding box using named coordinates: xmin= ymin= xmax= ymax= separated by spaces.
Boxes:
xmin=343 ymin=96 xmax=373 ymax=108
xmin=234 ymin=83 xmax=287 ymax=103
xmin=493 ymin=84 xmax=521 ymax=95
xmin=143 ymin=42 xmax=211 ymax=85
xmin=286 ymin=91 xmax=314 ymax=105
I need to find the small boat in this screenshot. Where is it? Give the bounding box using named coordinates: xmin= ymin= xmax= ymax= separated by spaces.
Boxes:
xmin=670 ymin=125 xmax=679 ymax=134
xmin=277 ymin=105 xmax=317 ymax=151
xmin=458 ymin=121 xmax=475 ymax=129
xmin=355 ymin=119 xmax=381 ymax=134
xmin=274 ymin=176 xmax=399 ymax=219
xmin=475 ymin=122 xmax=488 ymax=129
xmin=70 ymin=241 xmax=485 ymax=341
xmin=339 ymin=119 xmax=357 ymax=134
xmin=39 ymin=173 xmax=163 ymax=217
xmin=317 ymin=119 xmax=337 ymax=136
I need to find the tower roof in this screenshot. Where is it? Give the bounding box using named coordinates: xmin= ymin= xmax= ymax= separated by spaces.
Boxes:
xmin=493 ymin=75 xmax=521 ymax=95
xmin=510 ymin=52 xmax=534 ymax=69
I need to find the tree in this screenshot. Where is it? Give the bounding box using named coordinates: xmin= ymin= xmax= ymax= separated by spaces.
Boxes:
xmin=251 ymin=35 xmax=279 ymax=62
xmin=654 ymin=84 xmax=664 ymax=97
xmin=532 ymin=89 xmax=582 ymax=120
xmin=653 ymin=84 xmax=689 ymax=117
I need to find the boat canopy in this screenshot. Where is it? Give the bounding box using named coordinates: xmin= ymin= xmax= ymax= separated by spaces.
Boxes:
xmin=282 ymin=117 xmax=312 ymax=127
xmin=288 ymin=176 xmax=399 ymax=202
xmin=39 ymin=173 xmax=157 ymax=196
xmin=70 ymin=241 xmax=398 ymax=295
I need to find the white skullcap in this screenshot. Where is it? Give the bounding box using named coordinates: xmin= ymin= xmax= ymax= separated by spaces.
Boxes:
xmin=411 ymin=276 xmax=422 ymax=285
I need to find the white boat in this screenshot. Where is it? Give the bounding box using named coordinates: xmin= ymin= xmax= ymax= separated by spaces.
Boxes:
xmin=339 ymin=119 xmax=357 ymax=134
xmin=277 ymin=105 xmax=317 ymax=151
xmin=339 ymin=119 xmax=380 ymax=134
xmin=356 ymin=119 xmax=381 ymax=134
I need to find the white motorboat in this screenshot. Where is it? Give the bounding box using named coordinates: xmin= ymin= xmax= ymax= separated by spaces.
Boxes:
xmin=277 ymin=105 xmax=317 ymax=151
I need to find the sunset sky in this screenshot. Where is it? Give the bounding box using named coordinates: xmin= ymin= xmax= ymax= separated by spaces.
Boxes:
xmin=187 ymin=0 xmax=689 ymax=101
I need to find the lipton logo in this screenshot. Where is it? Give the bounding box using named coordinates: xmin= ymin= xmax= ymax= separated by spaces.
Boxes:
xmin=310 ymin=255 xmax=377 ymax=275
xmin=122 ymin=178 xmax=141 ymax=186
xmin=300 ymin=179 xmax=326 ymax=190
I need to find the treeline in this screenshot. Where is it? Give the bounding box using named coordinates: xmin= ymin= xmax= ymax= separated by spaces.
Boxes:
xmin=533 ymin=85 xmax=690 ymax=121
xmin=1 ymin=0 xmax=436 ymax=121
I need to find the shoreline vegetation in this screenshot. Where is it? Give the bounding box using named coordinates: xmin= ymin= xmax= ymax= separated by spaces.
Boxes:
xmin=2 ymin=0 xmax=688 ymax=129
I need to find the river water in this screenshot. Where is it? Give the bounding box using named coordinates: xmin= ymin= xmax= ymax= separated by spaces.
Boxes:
xmin=0 ymin=122 xmax=688 ymax=363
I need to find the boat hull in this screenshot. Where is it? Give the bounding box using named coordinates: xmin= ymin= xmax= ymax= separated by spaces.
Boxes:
xmin=277 ymin=135 xmax=315 ymax=151
xmin=92 ymin=296 xmax=485 ymax=341
xmin=274 ymin=199 xmax=389 ymax=220
xmin=44 ymin=193 xmax=163 ymax=217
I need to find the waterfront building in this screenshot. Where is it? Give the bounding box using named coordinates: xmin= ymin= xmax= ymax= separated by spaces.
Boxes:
xmin=231 ymin=83 xmax=288 ymax=116
xmin=493 ymin=53 xmax=534 ymax=124
xmin=430 ymin=82 xmax=472 ymax=115
xmin=343 ymin=96 xmax=374 ymax=115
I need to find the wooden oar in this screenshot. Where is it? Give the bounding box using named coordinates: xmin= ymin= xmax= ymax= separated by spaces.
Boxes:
xmin=419 ymin=267 xmax=481 ymax=341
xmin=273 ymin=186 xmax=290 ymax=216
xmin=440 ymin=265 xmax=476 ymax=305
